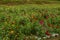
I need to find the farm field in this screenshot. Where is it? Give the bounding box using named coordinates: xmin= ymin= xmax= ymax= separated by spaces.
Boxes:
xmin=0 ymin=0 xmax=60 ymax=40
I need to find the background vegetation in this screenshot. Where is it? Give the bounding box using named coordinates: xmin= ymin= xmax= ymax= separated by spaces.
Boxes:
xmin=0 ymin=0 xmax=60 ymax=40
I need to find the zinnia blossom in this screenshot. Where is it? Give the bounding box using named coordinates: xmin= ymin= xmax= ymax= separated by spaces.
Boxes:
xmin=45 ymin=31 xmax=51 ymax=36
xmin=44 ymin=15 xmax=49 ymax=19
xmin=39 ymin=20 xmax=44 ymax=25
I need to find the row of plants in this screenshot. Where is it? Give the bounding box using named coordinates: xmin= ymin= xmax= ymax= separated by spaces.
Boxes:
xmin=0 ymin=0 xmax=59 ymax=4
xmin=0 ymin=6 xmax=60 ymax=40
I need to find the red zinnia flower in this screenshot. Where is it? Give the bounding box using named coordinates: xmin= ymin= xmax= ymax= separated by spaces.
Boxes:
xmin=45 ymin=31 xmax=51 ymax=36
xmin=39 ymin=20 xmax=44 ymax=25
xmin=44 ymin=15 xmax=49 ymax=19
xmin=46 ymin=16 xmax=49 ymax=19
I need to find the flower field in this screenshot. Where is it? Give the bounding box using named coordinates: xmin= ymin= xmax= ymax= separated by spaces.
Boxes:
xmin=0 ymin=5 xmax=60 ymax=40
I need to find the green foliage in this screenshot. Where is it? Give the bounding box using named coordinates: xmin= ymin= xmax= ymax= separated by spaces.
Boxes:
xmin=0 ymin=6 xmax=60 ymax=40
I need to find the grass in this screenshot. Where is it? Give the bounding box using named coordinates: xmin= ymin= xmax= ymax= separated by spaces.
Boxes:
xmin=0 ymin=4 xmax=60 ymax=9
xmin=0 ymin=0 xmax=60 ymax=4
